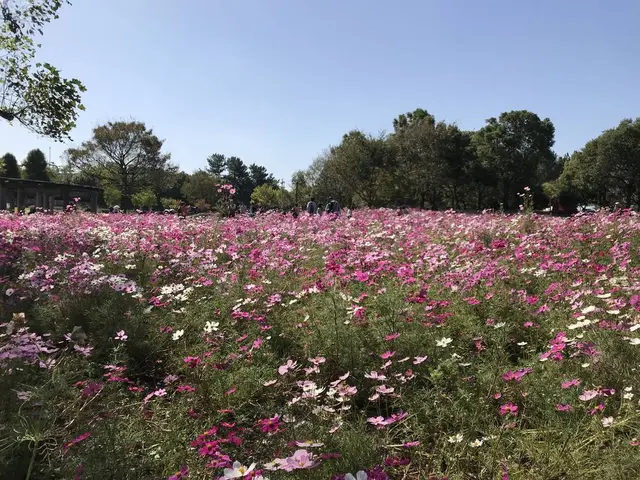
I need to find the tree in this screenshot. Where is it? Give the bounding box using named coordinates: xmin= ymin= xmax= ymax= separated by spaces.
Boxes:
xmin=1 ymin=152 xmax=20 ymax=178
xmin=472 ymin=111 xmax=555 ymax=210
xmin=224 ymin=156 xmax=252 ymax=204
xmin=131 ymin=189 xmax=157 ymax=210
xmin=1 ymin=0 xmax=86 ymax=140
xmin=324 ymin=130 xmax=394 ymax=207
xmin=290 ymin=170 xmax=311 ymax=206
xmin=250 ymin=184 xmax=285 ymax=209
xmin=392 ymin=110 xmax=450 ymax=209
xmin=157 ymin=170 xmax=188 ymax=202
xmin=65 ymin=121 xmax=172 ymax=210
xmin=206 ymin=153 xmax=227 ymax=176
xmin=249 ymin=163 xmax=277 ymax=189
xmin=146 ymin=162 xmax=179 ymax=205
xmin=549 ymin=118 xmax=640 ymax=208
xmin=102 ymin=184 xmax=121 ymax=207
xmin=181 ymin=170 xmax=220 ymax=208
xmin=23 ymin=148 xmax=49 ymax=180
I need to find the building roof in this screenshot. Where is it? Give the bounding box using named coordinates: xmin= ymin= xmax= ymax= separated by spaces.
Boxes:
xmin=0 ymin=177 xmax=103 ymax=192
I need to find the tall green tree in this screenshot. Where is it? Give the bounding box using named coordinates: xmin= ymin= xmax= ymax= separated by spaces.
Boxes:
xmin=303 ymin=150 xmax=349 ymax=204
xmin=65 ymin=121 xmax=172 ymax=210
xmin=249 ymin=163 xmax=277 ymax=189
xmin=1 ymin=0 xmax=86 ymax=140
xmin=206 ymin=153 xmax=227 ymax=176
xmin=324 ymin=130 xmax=394 ymax=207
xmin=392 ymin=109 xmax=451 ymax=209
xmin=23 ymin=148 xmax=49 ymax=180
xmin=224 ymin=156 xmax=252 ymax=204
xmin=472 ymin=110 xmax=555 ymax=210
xmin=1 ymin=152 xmax=21 ymax=178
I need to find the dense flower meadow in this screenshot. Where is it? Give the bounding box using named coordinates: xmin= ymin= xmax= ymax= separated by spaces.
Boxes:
xmin=2 ymin=209 xmax=640 ymax=479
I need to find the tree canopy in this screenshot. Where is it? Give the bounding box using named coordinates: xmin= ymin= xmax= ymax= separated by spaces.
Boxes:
xmin=23 ymin=148 xmax=49 ymax=180
xmin=1 ymin=0 xmax=86 ymax=140
xmin=65 ymin=121 xmax=174 ymax=209
xmin=1 ymin=152 xmax=20 ymax=178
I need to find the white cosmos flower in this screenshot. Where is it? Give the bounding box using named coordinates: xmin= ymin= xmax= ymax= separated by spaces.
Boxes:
xmin=172 ymin=329 xmax=184 ymax=341
xmin=345 ymin=472 xmax=368 ymax=480
xmin=223 ymin=461 xmax=256 ymax=478
xmin=204 ymin=321 xmax=219 ymax=333
xmin=436 ymin=337 xmax=453 ymax=347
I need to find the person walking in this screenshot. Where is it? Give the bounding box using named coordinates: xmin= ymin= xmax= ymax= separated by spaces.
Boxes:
xmin=306 ymin=197 xmax=317 ymax=215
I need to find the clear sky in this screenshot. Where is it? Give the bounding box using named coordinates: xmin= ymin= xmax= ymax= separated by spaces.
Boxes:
xmin=1 ymin=0 xmax=639 ymax=183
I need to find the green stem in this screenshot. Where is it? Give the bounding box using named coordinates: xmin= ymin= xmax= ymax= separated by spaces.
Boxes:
xmin=25 ymin=440 xmax=38 ymax=480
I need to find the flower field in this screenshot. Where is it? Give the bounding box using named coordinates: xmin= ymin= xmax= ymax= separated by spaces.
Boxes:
xmin=2 ymin=210 xmax=640 ymax=479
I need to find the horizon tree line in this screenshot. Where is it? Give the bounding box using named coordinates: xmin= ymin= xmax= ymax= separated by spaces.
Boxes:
xmin=3 ymin=110 xmax=640 ymax=213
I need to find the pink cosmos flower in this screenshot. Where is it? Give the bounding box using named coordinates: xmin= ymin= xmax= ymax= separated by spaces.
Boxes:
xmin=365 ymin=371 xmax=387 ymax=381
xmin=499 ymin=402 xmax=519 ymax=416
xmin=278 ymin=359 xmax=298 ymax=375
xmin=167 ymin=465 xmax=189 ymax=480
xmin=384 ymin=333 xmax=401 ymax=341
xmin=579 ymin=390 xmax=599 ymax=401
xmin=385 ymin=456 xmax=410 ymax=466
xmin=176 ymin=385 xmax=196 ymax=393
xmin=561 ymin=379 xmax=581 ymax=389
xmin=413 ymin=356 xmax=428 ymax=365
xmin=502 ymin=367 xmax=532 ymax=382
xmin=257 ymin=415 xmax=282 ymax=433
xmin=588 ymin=404 xmax=605 ymax=415
xmin=309 ymin=356 xmax=326 ymax=365
xmin=367 ymin=416 xmax=387 ymax=428
xmin=380 ymin=351 xmax=395 ymax=360
xmin=183 ymin=356 xmax=201 ymax=368
xmin=376 ymin=385 xmax=395 ymax=395
xmin=556 ymin=404 xmax=572 ymax=412
xmin=114 ymin=330 xmax=128 ymax=341
xmin=284 ymin=449 xmax=319 ymax=470
xmin=81 ymin=382 xmax=102 ymax=397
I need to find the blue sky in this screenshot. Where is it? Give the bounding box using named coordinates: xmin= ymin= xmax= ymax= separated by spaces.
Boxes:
xmin=2 ymin=0 xmax=639 ymax=183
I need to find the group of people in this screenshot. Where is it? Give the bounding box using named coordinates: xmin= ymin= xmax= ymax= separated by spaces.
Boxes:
xmin=304 ymin=197 xmax=339 ymax=215
xmin=304 ymin=197 xmax=352 ymax=218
